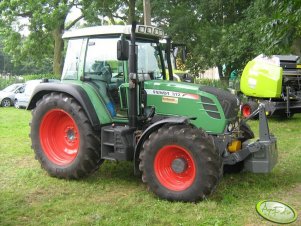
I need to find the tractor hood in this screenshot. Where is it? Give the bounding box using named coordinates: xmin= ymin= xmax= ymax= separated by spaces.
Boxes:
xmin=145 ymin=80 xmax=200 ymax=95
xmin=144 ymin=80 xmax=240 ymax=134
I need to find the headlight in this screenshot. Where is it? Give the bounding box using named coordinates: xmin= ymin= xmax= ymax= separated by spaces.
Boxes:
xmin=138 ymin=26 xmax=146 ymax=33
xmin=228 ymin=120 xmax=239 ymax=132
xmin=146 ymin=27 xmax=153 ymax=34
xmin=235 ymin=121 xmax=239 ymax=128
xmin=227 ymin=123 xmax=234 ymax=132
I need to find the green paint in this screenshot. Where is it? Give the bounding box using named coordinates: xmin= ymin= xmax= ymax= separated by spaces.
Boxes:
xmin=61 ymin=35 xmax=231 ymax=134
xmin=144 ymin=80 xmax=228 ymax=134
xmin=241 ymin=60 xmax=283 ymax=98
xmin=256 ymin=200 xmax=297 ymax=224
xmin=63 ymin=78 xmax=229 ymax=133
xmin=63 ymin=80 xmax=112 ymax=124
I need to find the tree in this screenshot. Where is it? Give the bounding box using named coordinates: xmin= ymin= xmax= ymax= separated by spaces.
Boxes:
xmin=0 ymin=0 xmax=84 ymax=75
xmin=151 ymin=0 xmax=253 ymax=77
xmin=82 ymin=0 xmax=138 ymax=25
xmin=152 ymin=0 xmax=301 ymax=78
xmin=255 ymin=0 xmax=301 ymax=55
xmin=143 ymin=0 xmax=151 ymax=25
xmin=0 ymin=40 xmax=13 ymax=74
xmin=0 ymin=35 xmax=53 ymax=75
xmin=0 ymin=0 xmax=141 ymax=75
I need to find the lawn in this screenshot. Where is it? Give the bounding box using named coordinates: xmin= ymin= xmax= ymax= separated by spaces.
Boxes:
xmin=0 ymin=108 xmax=300 ymax=226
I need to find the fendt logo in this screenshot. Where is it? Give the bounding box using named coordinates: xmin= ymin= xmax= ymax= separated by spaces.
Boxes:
xmin=145 ymin=89 xmax=199 ymax=100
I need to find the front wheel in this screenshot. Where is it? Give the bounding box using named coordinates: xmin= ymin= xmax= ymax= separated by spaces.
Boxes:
xmin=30 ymin=92 xmax=104 ymax=179
xmin=139 ymin=125 xmax=222 ymax=202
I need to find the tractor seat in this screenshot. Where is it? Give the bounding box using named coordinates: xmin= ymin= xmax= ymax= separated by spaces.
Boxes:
xmin=88 ymin=65 xmax=116 ymax=117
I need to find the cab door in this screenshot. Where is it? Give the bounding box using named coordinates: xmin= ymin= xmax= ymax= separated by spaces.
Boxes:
xmin=83 ymin=38 xmax=128 ymax=118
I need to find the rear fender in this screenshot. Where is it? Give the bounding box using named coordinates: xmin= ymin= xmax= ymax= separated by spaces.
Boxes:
xmin=27 ymin=83 xmax=102 ymax=131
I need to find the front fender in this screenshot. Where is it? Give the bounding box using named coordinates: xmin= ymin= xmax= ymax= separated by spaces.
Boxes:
xmin=134 ymin=116 xmax=189 ymax=175
xmin=27 ymin=83 xmax=102 ymax=131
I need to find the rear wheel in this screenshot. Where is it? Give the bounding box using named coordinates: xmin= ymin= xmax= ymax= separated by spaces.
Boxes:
xmin=139 ymin=124 xmax=222 ymax=202
xmin=30 ymin=92 xmax=103 ymax=179
xmin=1 ymin=98 xmax=11 ymax=107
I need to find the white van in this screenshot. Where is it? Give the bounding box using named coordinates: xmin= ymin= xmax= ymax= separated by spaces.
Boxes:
xmin=14 ymin=79 xmax=60 ymax=108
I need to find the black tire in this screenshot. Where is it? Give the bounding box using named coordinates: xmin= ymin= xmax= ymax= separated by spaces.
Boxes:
xmin=239 ymin=121 xmax=255 ymax=141
xmin=139 ymin=124 xmax=222 ymax=202
xmin=1 ymin=98 xmax=11 ymax=107
xmin=30 ymin=92 xmax=104 ymax=179
xmin=224 ymin=161 xmax=244 ymax=174
xmin=241 ymin=101 xmax=258 ymax=118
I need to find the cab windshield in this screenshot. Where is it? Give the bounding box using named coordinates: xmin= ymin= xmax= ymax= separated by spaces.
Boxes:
xmin=62 ymin=38 xmax=164 ymax=81
xmin=136 ymin=41 xmax=163 ymax=79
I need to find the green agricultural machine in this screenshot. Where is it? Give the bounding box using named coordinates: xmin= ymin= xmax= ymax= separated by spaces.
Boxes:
xmin=241 ymin=55 xmax=301 ymax=118
xmin=28 ymin=24 xmax=277 ymax=202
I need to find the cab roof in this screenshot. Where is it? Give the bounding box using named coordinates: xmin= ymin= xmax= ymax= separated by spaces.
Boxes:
xmin=62 ymin=25 xmax=165 ymax=39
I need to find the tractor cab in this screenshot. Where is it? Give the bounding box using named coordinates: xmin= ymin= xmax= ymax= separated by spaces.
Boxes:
xmin=61 ymin=25 xmax=166 ymax=120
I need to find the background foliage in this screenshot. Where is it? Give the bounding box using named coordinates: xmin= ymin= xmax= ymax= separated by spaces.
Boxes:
xmin=152 ymin=0 xmax=301 ymax=76
xmin=0 ymin=74 xmax=59 ymax=89
xmin=0 ymin=0 xmax=300 ymax=77
xmin=0 ymin=76 xmax=22 ymax=89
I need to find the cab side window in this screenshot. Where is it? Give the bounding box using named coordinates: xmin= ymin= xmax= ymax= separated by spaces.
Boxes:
xmin=84 ymin=38 xmax=126 ymax=117
xmin=62 ymin=39 xmax=83 ymax=80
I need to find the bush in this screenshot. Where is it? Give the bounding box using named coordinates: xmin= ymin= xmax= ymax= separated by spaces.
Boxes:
xmin=23 ymin=74 xmax=60 ymax=81
xmin=0 ymin=74 xmax=61 ymax=90
xmin=194 ymin=78 xmax=228 ymax=89
xmin=0 ymin=76 xmax=23 ymax=90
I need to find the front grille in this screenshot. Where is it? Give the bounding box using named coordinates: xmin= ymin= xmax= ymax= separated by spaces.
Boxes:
xmin=200 ymin=86 xmax=239 ymax=119
xmin=200 ymin=96 xmax=221 ymax=119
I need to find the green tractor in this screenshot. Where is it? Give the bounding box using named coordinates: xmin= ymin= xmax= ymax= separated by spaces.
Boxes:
xmin=28 ymin=24 xmax=278 ymax=202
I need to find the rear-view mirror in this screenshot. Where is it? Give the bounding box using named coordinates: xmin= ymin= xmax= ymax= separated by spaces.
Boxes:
xmin=117 ymin=39 xmax=129 ymax=61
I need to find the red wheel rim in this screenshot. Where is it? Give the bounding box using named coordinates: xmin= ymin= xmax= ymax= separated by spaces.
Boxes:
xmin=242 ymin=105 xmax=251 ymax=117
xmin=40 ymin=109 xmax=80 ymax=165
xmin=154 ymin=145 xmax=196 ymax=191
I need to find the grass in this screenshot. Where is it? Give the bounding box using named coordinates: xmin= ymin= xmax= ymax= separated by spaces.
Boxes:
xmin=0 ymin=108 xmax=300 ymax=226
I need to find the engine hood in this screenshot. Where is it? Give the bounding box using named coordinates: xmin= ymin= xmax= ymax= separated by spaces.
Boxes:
xmin=144 ymin=80 xmax=200 ymax=96
xmin=144 ymin=80 xmax=239 ymax=134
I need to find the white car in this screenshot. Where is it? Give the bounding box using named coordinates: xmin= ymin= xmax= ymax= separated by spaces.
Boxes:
xmin=0 ymin=83 xmax=25 ymax=107
xmin=14 ymin=79 xmax=60 ymax=109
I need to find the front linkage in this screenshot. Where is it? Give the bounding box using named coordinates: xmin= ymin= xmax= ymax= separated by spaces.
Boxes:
xmin=223 ymin=104 xmax=278 ymax=173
